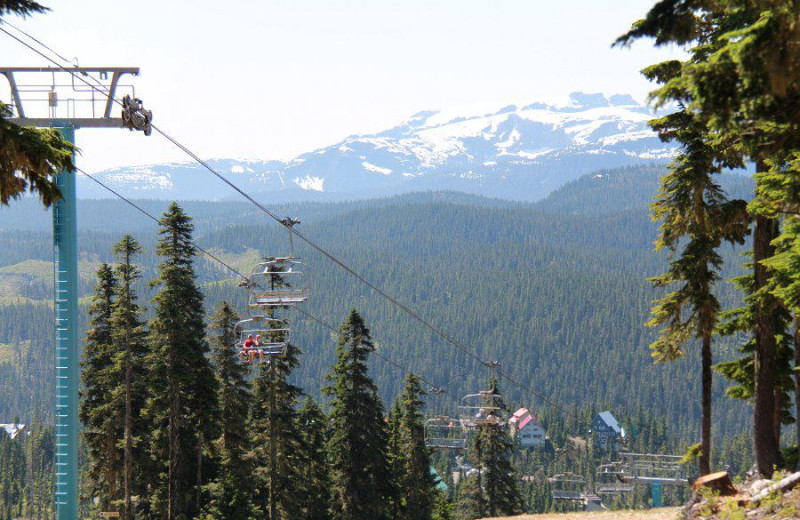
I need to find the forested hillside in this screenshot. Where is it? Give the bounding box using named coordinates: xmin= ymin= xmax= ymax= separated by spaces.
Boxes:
xmin=0 ymin=166 xmax=756 ymax=451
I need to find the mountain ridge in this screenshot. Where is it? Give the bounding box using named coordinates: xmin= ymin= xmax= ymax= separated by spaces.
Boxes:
xmin=78 ymin=92 xmax=675 ymax=202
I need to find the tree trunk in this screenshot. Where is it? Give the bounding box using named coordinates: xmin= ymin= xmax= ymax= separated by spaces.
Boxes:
xmin=106 ymin=432 xmax=116 ymax=511
xmin=196 ymin=433 xmax=202 ymax=513
xmin=753 ymin=214 xmax=782 ymax=476
xmin=168 ymin=381 xmax=180 ymax=520
xmin=124 ymin=357 xmax=132 ymax=520
xmin=270 ymin=362 xmax=278 ymax=520
xmin=700 ymin=333 xmax=712 ymax=475
xmin=795 ymin=314 xmax=800 ymax=471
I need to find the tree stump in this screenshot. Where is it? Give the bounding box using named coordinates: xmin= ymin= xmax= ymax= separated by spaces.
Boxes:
xmin=692 ymin=471 xmax=737 ymax=496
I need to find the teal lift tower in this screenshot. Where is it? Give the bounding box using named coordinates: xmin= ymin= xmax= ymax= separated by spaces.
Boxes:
xmin=1 ymin=66 xmax=149 ymax=520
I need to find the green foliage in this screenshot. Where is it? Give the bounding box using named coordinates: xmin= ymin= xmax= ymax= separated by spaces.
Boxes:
xmin=455 ymin=474 xmax=485 ymax=520
xmin=142 ymin=202 xmax=219 ymax=519
xmin=0 ymin=177 xmax=765 ymax=514
xmin=201 ymin=302 xmax=256 ymax=520
xmin=0 ymin=102 xmax=76 ymax=207
xmin=251 ymin=342 xmax=306 ymax=520
xmin=620 ymin=0 xmax=800 ymax=477
xmin=296 ymin=397 xmax=332 ymax=520
xmin=79 ymin=263 xmax=121 ymax=510
xmin=0 ymin=423 xmax=54 ymax=518
xmin=0 ymin=0 xmax=48 ymax=17
xmin=471 ymin=384 xmax=523 ymax=517
xmin=395 ymin=373 xmax=437 ymax=520
xmin=110 ymin=235 xmax=150 ymax=519
xmin=325 ymin=309 xmax=391 ymax=520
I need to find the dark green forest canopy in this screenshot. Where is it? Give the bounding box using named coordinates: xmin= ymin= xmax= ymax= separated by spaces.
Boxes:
xmin=0 ymin=166 xmax=756 ymax=447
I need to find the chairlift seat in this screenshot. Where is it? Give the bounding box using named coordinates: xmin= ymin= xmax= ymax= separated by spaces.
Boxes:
xmin=248 ymin=257 xmax=310 ymax=310
xmin=424 ymin=416 xmax=468 ymax=450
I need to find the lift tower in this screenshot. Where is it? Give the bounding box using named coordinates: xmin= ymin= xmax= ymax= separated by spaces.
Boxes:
xmin=1 ymin=66 xmax=149 ymax=520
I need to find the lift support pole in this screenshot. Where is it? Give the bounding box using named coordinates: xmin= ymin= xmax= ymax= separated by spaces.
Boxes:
xmin=1 ymin=66 xmax=145 ymax=520
xmin=53 ymin=126 xmax=78 ymax=520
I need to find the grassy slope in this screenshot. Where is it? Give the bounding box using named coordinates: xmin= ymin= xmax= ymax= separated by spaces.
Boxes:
xmin=483 ymin=508 xmax=680 ymax=520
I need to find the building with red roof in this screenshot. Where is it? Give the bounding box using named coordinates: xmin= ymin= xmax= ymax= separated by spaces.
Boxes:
xmin=508 ymin=407 xmax=545 ymax=447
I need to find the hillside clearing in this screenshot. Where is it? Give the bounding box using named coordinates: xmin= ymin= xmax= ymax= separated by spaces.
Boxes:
xmin=482 ymin=507 xmax=680 ymax=520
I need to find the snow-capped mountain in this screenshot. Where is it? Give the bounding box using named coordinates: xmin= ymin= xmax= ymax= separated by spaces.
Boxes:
xmin=78 ymin=92 xmax=675 ymax=201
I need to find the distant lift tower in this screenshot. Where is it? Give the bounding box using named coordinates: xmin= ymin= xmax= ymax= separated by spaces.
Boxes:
xmin=1 ymin=66 xmax=151 ymax=520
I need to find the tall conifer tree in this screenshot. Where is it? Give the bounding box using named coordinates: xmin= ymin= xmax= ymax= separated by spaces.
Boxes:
xmin=387 ymin=403 xmax=404 ymax=520
xmin=643 ymin=101 xmax=748 ymax=475
xmin=80 ymin=264 xmax=120 ymax=511
xmin=397 ymin=373 xmax=436 ymax=520
xmin=202 ymin=302 xmax=256 ymax=520
xmin=471 ymin=383 xmax=522 ymax=517
xmin=324 ymin=309 xmax=391 ymax=520
xmin=296 ymin=397 xmax=332 ymax=520
xmin=618 ymin=0 xmax=800 ymax=475
xmin=251 ymin=340 xmax=306 ymax=520
xmin=144 ymin=202 xmax=219 ymax=519
xmin=110 ymin=235 xmax=149 ymax=520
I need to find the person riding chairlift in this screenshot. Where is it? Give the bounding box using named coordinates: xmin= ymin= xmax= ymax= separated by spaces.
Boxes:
xmin=242 ymin=334 xmax=258 ymax=364
xmin=255 ymin=334 xmax=265 ymax=363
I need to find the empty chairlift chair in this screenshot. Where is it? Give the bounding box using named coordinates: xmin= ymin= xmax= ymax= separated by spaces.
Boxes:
xmin=595 ymin=463 xmax=633 ymax=495
xmin=549 ymin=473 xmax=587 ymax=501
xmin=424 ymin=416 xmax=468 ymax=450
xmin=233 ymin=316 xmax=289 ymax=363
xmin=246 ymin=257 xmax=310 ymax=310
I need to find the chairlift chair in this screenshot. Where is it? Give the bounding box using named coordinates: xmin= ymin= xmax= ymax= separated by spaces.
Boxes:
xmin=458 ymin=390 xmax=506 ymax=428
xmin=549 ymin=473 xmax=587 ymax=501
xmin=595 ymin=463 xmax=633 ymax=495
xmin=233 ymin=316 xmax=289 ymax=363
xmin=424 ymin=416 xmax=468 ymax=450
xmin=246 ymin=257 xmax=310 ymax=311
xmin=620 ymin=453 xmax=688 ymax=484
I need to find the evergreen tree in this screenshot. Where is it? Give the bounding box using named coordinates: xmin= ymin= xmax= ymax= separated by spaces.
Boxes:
xmin=202 ymin=302 xmax=256 ymax=520
xmin=79 ymin=264 xmax=121 ymax=511
xmin=296 ymin=397 xmax=332 ymax=520
xmin=324 ymin=309 xmax=391 ymax=520
xmin=251 ymin=339 xmax=306 ymax=520
xmin=473 ymin=412 xmax=522 ymax=516
xmin=143 ymin=202 xmax=219 ymax=519
xmin=110 ymin=235 xmax=149 ymax=520
xmin=396 ymin=373 xmax=436 ymax=520
xmin=643 ymin=100 xmax=748 ymax=475
xmin=0 ymin=0 xmax=75 ymax=208
xmin=387 ymin=404 xmax=403 ymax=520
xmin=432 ymin=490 xmax=454 ymax=520
xmin=618 ymin=0 xmax=800 ymax=475
xmin=456 ymin=474 xmax=485 ymax=520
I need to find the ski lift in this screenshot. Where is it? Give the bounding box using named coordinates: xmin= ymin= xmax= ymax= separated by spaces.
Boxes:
xmin=549 ymin=473 xmax=587 ymax=501
xmin=245 ymin=256 xmax=310 ymax=310
xmin=458 ymin=389 xmax=506 ymax=428
xmin=233 ymin=316 xmax=289 ymax=363
xmin=424 ymin=416 xmax=468 ymax=450
xmin=121 ymin=94 xmax=152 ymax=136
xmin=595 ymin=463 xmax=633 ymax=495
xmin=620 ymin=452 xmax=687 ymax=484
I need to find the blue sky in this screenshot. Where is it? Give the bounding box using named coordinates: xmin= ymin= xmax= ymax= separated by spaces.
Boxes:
xmin=1 ymin=1 xmax=683 ymax=172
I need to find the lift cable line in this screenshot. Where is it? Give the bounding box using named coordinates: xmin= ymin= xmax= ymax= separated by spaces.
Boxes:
xmin=1 ymin=24 xmax=584 ymax=424
xmin=0 ymin=18 xmax=74 ymax=65
xmin=76 ymin=167 xmax=461 ymax=405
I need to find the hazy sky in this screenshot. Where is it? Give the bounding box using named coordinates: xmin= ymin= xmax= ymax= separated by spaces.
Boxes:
xmin=0 ymin=1 xmax=682 ymax=172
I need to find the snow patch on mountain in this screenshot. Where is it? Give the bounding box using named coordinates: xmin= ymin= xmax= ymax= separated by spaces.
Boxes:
xmin=104 ymin=167 xmax=174 ymax=190
xmin=362 ymin=162 xmax=392 ymax=175
xmin=294 ymin=175 xmax=324 ymax=192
